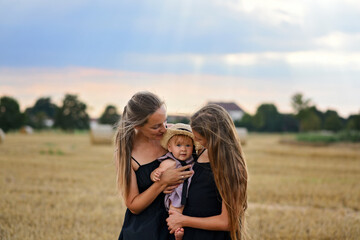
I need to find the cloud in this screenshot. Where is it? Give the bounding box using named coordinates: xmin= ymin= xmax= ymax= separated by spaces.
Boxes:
xmin=0 ymin=1 xmax=359 ymax=117
xmin=216 ymin=0 xmax=306 ymax=26
xmin=314 ymin=32 xmax=360 ymax=51
xmin=124 ymin=50 xmax=360 ymax=73
xmin=0 ymin=67 xmax=291 ymax=116
xmin=1 ymin=67 xmax=358 ymax=118
xmin=2 ymin=0 xmax=360 ymax=70
xmin=285 ymin=51 xmax=360 ymax=70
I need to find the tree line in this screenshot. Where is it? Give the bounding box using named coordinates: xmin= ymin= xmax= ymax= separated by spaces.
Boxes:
xmin=0 ymin=94 xmax=120 ymax=132
xmin=235 ymin=93 xmax=360 ymax=132
xmin=0 ymin=93 xmax=359 ymax=133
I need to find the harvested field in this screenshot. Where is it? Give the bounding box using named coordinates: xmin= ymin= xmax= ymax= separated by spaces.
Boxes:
xmin=0 ymin=132 xmax=359 ymax=239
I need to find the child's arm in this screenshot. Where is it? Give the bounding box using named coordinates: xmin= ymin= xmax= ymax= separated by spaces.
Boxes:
xmin=150 ymin=167 xmax=163 ymax=182
xmin=125 ymin=164 xmax=193 ymax=215
xmin=166 ymin=201 xmax=230 ymax=233
xmin=150 ymin=159 xmax=176 ymax=182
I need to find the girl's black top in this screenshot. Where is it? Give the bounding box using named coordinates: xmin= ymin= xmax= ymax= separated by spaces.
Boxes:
xmin=182 ymin=161 xmax=231 ymax=240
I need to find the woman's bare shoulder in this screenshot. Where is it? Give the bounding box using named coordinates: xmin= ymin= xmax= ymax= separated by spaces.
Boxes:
xmin=132 ymin=141 xmax=167 ymax=165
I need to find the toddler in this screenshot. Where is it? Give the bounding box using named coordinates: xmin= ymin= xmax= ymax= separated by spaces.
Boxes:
xmin=150 ymin=123 xmax=200 ymax=240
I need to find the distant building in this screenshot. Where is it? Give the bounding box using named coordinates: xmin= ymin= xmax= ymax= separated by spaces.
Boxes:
xmin=207 ymin=102 xmax=245 ymax=121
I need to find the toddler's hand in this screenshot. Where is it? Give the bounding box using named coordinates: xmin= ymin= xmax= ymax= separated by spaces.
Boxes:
xmin=151 ymin=169 xmax=161 ymax=182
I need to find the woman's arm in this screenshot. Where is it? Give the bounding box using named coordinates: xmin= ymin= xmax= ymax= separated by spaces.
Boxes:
xmin=125 ymin=165 xmax=193 ymax=214
xmin=125 ymin=167 xmax=166 ymax=214
xmin=166 ymin=202 xmax=229 ymax=233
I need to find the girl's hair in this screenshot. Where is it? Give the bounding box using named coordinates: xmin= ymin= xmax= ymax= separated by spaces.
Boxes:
xmin=115 ymin=91 xmax=164 ymax=197
xmin=190 ymin=104 xmax=248 ymax=240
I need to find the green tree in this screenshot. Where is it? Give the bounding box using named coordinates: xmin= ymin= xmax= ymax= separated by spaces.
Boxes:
xmin=347 ymin=114 xmax=360 ymax=130
xmin=234 ymin=113 xmax=254 ymax=131
xmin=298 ymin=107 xmax=322 ymax=131
xmin=174 ymin=117 xmax=190 ymax=124
xmin=280 ymin=114 xmax=299 ymax=132
xmin=323 ymin=110 xmax=342 ymax=132
xmin=25 ymin=97 xmax=58 ymax=129
xmin=54 ymin=94 xmax=89 ymax=131
xmin=0 ymin=96 xmax=25 ymax=132
xmin=291 ymin=93 xmax=311 ymax=114
xmin=253 ymin=104 xmax=282 ymax=132
xmin=98 ymin=105 xmax=120 ymax=125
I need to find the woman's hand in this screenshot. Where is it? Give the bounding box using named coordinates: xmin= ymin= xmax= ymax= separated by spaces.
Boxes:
xmin=166 ymin=210 xmax=185 ymax=234
xmin=160 ymin=165 xmax=193 ymax=186
xmin=163 ymin=184 xmax=180 ymax=194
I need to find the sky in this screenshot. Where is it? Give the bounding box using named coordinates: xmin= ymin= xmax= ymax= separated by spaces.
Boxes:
xmin=0 ymin=0 xmax=359 ymax=118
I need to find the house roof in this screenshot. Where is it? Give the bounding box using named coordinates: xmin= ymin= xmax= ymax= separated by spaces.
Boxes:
xmin=207 ymin=102 xmax=244 ymax=112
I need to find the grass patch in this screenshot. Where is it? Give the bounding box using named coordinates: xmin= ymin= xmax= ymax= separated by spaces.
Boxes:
xmin=296 ymin=130 xmax=360 ymax=143
xmin=40 ymin=149 xmax=65 ymax=155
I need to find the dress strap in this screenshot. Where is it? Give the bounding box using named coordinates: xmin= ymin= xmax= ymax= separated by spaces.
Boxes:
xmin=197 ymin=148 xmax=206 ymax=157
xmin=193 ymin=148 xmax=206 ymax=162
xmin=131 ymin=156 xmax=141 ymax=167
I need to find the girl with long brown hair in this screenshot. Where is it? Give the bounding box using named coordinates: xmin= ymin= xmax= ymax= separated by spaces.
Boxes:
xmin=115 ymin=91 xmax=193 ymax=240
xmin=166 ymin=104 xmax=248 ymax=240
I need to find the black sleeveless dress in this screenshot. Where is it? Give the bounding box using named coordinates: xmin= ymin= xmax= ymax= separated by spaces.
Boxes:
xmin=118 ymin=159 xmax=169 ymax=240
xmin=182 ymin=162 xmax=231 ymax=240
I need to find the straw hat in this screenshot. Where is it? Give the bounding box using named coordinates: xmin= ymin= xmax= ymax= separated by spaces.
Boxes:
xmin=161 ymin=123 xmax=202 ymax=151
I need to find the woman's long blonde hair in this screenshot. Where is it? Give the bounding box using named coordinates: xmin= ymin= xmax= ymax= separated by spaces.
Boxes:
xmin=115 ymin=91 xmax=164 ymax=198
xmin=190 ymin=104 xmax=248 ymax=240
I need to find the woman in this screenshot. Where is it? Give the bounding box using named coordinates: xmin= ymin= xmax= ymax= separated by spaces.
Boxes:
xmin=166 ymin=104 xmax=248 ymax=240
xmin=115 ymin=91 xmax=193 ymax=240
